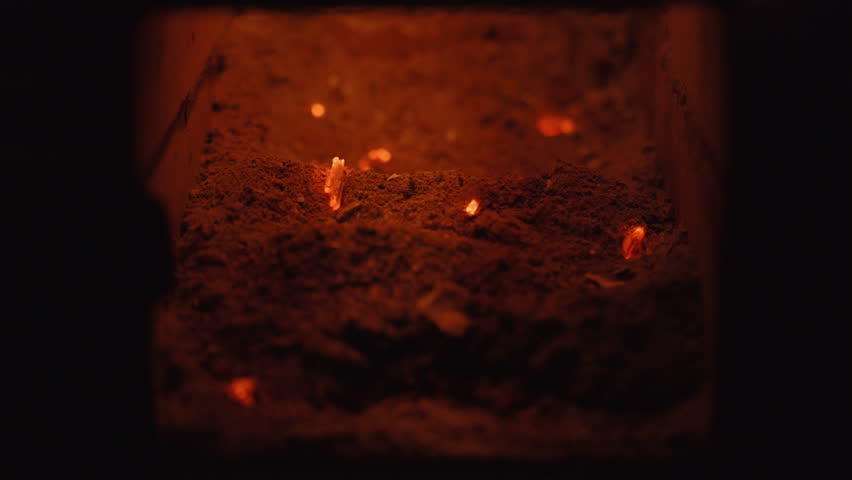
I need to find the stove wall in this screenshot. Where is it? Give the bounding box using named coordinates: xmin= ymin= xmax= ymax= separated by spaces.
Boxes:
xmin=652 ymin=2 xmax=725 ymax=420
xmin=136 ymin=9 xmax=237 ymax=239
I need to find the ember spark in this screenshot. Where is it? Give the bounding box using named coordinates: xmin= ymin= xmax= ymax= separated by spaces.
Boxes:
xmin=622 ymin=225 xmax=647 ymax=260
xmin=358 ymin=147 xmax=392 ymax=170
xmin=227 ymin=377 xmax=257 ymax=407
xmin=325 ymin=156 xmax=346 ymax=211
xmin=465 ymin=199 xmax=480 ymax=216
xmin=537 ymin=114 xmax=577 ymax=137
xmin=370 ymin=148 xmax=391 ymax=163
xmin=311 ymin=103 xmax=326 ymax=118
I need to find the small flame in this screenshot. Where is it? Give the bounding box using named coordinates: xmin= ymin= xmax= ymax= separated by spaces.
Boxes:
xmin=227 ymin=377 xmax=257 ymax=407
xmin=622 ymin=225 xmax=647 ymax=260
xmin=465 ymin=199 xmax=480 ymax=216
xmin=537 ymin=114 xmax=577 ymax=137
xmin=311 ymin=103 xmax=326 ymax=118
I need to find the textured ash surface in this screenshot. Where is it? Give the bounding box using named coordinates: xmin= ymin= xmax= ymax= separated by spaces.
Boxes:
xmin=155 ymin=10 xmax=707 ymax=459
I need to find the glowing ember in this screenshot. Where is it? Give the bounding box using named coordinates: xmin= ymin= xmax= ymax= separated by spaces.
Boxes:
xmin=310 ymin=103 xmax=326 ymax=118
xmin=465 ymin=199 xmax=480 ymax=216
xmin=559 ymin=118 xmax=577 ymax=135
xmin=325 ymin=156 xmax=346 ymax=210
xmin=358 ymin=148 xmax=393 ymax=170
xmin=622 ymin=225 xmax=647 ymax=260
xmin=227 ymin=377 xmax=257 ymax=407
xmin=429 ymin=309 xmax=470 ymax=337
xmin=369 ymin=148 xmax=392 ymax=163
xmin=537 ymin=114 xmax=577 ymax=137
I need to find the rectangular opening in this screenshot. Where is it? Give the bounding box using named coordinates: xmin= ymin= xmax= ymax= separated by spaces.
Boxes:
xmin=13 ymin=2 xmax=851 ymax=476
xmin=138 ymin=5 xmax=711 ymax=464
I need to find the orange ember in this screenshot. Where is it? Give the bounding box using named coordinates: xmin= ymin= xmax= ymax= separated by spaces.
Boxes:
xmin=325 ymin=156 xmax=346 ymax=210
xmin=559 ymin=118 xmax=577 ymax=135
xmin=227 ymin=377 xmax=257 ymax=407
xmin=622 ymin=225 xmax=647 ymax=260
xmin=369 ymin=148 xmax=392 ymax=163
xmin=537 ymin=114 xmax=577 ymax=137
xmin=359 ymin=148 xmax=392 ymax=170
xmin=310 ymin=103 xmax=326 ymax=118
xmin=465 ymin=199 xmax=480 ymax=216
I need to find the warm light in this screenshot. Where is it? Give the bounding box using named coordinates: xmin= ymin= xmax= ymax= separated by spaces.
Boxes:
xmin=559 ymin=118 xmax=577 ymax=135
xmin=465 ymin=199 xmax=480 ymax=216
xmin=325 ymin=156 xmax=346 ymax=210
xmin=622 ymin=225 xmax=647 ymax=260
xmin=359 ymin=148 xmax=392 ymax=170
xmin=369 ymin=148 xmax=392 ymax=163
xmin=311 ymin=103 xmax=326 ymax=118
xmin=537 ymin=114 xmax=577 ymax=137
xmin=227 ymin=377 xmax=257 ymax=407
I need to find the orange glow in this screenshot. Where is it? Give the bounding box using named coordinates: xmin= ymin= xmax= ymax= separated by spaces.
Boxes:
xmin=537 ymin=114 xmax=577 ymax=137
xmin=311 ymin=103 xmax=326 ymax=118
xmin=325 ymin=156 xmax=346 ymax=210
xmin=358 ymin=148 xmax=393 ymax=171
xmin=622 ymin=225 xmax=647 ymax=260
xmin=559 ymin=118 xmax=577 ymax=135
xmin=227 ymin=377 xmax=257 ymax=407
xmin=465 ymin=199 xmax=480 ymax=216
xmin=369 ymin=148 xmax=392 ymax=163
xmin=358 ymin=148 xmax=391 ymax=170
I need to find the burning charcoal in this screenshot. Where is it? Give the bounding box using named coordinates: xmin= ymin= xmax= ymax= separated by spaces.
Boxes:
xmin=227 ymin=377 xmax=257 ymax=407
xmin=536 ymin=114 xmax=577 ymax=137
xmin=622 ymin=225 xmax=648 ymax=260
xmin=426 ymin=308 xmax=470 ymax=337
xmin=358 ymin=148 xmax=392 ymax=171
xmin=324 ymin=156 xmax=346 ymax=211
xmin=465 ymin=199 xmax=480 ymax=216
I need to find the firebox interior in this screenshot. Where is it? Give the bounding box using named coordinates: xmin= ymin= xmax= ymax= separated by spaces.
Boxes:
xmin=149 ymin=8 xmax=708 ymax=460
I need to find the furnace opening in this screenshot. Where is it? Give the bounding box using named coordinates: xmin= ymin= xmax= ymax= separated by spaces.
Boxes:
xmin=147 ymin=8 xmax=708 ymax=459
